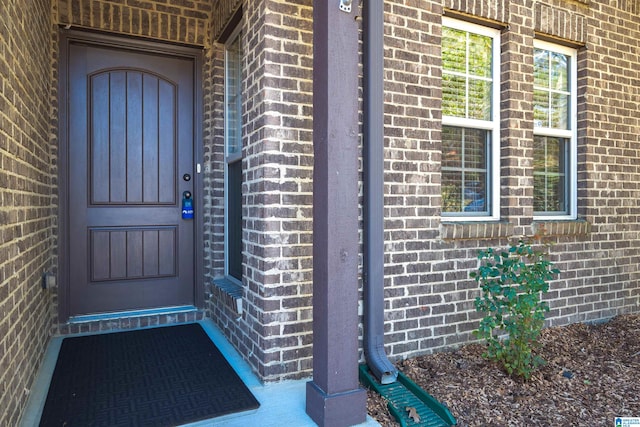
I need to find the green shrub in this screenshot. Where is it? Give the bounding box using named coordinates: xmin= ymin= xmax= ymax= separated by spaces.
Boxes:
xmin=471 ymin=239 xmax=560 ymax=379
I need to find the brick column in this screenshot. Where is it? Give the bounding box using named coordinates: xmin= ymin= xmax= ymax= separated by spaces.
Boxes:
xmin=305 ymin=1 xmax=367 ymax=426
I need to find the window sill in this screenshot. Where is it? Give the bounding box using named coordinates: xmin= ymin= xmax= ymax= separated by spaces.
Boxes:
xmin=532 ymin=219 xmax=591 ymax=237
xmin=440 ymin=221 xmax=514 ymax=240
xmin=212 ymin=277 xmax=243 ymax=315
xmin=439 ymin=219 xmax=590 ymax=240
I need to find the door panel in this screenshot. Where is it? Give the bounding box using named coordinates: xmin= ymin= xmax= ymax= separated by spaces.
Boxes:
xmin=89 ymin=71 xmax=176 ymax=205
xmin=89 ymin=227 xmax=177 ymax=281
xmin=67 ymin=42 xmax=195 ymax=316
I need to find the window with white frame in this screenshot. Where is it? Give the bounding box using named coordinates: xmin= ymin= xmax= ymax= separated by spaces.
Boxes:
xmin=533 ymin=40 xmax=577 ymax=219
xmin=441 ymin=18 xmax=500 ymax=220
xmin=225 ymin=27 xmax=243 ymax=282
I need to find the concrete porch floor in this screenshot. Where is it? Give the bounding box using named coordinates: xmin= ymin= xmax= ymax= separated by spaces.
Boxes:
xmin=20 ymin=319 xmax=380 ymax=427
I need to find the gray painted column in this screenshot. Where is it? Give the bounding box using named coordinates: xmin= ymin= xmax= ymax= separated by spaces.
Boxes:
xmin=305 ymin=0 xmax=367 ymax=426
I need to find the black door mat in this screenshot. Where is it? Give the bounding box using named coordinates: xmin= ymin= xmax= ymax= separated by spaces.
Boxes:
xmin=39 ymin=323 xmax=260 ymax=427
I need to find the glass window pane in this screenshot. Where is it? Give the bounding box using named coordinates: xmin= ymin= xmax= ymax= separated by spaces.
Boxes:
xmin=468 ymin=78 xmax=492 ymax=120
xmin=533 ymin=174 xmax=546 ymax=211
xmin=442 ymin=171 xmax=463 ymax=213
xmin=463 ymin=129 xmax=486 ymax=169
xmin=442 ymin=126 xmax=489 ymax=214
xmin=534 ymin=49 xmax=549 ymax=88
xmin=468 ymin=33 xmax=492 ymax=78
xmin=464 ymin=172 xmax=487 ymax=212
xmin=533 ymin=136 xmax=568 ymax=213
xmin=442 ymin=27 xmax=466 ymax=73
xmin=545 ymin=139 xmax=560 ymax=174
xmin=442 ymin=74 xmax=466 ymax=117
xmin=442 ymin=126 xmax=463 ymax=169
xmin=551 ymin=92 xmax=569 ymax=129
xmin=227 ymin=160 xmax=243 ymax=280
xmin=546 ymin=175 xmax=564 ymax=211
xmin=533 ymin=136 xmax=546 ymax=169
xmin=226 ymin=33 xmax=242 ymax=157
xmin=550 ymin=52 xmax=569 ymax=91
xmin=533 ymin=89 xmax=549 ymax=128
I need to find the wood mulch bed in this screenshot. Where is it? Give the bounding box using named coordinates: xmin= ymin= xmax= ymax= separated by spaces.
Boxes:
xmin=367 ymin=314 xmax=640 ymax=426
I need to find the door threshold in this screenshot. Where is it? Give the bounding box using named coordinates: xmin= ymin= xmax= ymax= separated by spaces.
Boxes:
xmin=69 ymin=306 xmax=198 ymax=324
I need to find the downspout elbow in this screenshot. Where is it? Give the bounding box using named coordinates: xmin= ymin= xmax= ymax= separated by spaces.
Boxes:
xmin=365 ymin=335 xmax=398 ymax=385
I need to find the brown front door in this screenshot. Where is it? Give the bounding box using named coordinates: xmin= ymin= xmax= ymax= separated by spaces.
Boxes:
xmin=65 ymin=38 xmax=197 ymax=317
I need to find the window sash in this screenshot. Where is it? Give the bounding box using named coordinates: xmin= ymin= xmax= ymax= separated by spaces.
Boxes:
xmin=534 ymin=47 xmax=571 ymax=131
xmin=442 ymin=22 xmax=494 ymax=121
xmin=442 ymin=126 xmax=491 ymax=216
xmin=533 ymin=136 xmax=568 ymax=215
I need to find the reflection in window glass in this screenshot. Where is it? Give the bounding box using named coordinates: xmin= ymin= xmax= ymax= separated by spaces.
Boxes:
xmin=442 ymin=74 xmax=466 ymax=117
xmin=550 ymin=52 xmax=569 ymax=91
xmin=442 ymin=27 xmax=466 ymax=73
xmin=468 ymin=78 xmax=492 ymax=120
xmin=534 ymin=49 xmax=550 ymax=87
xmin=468 ymin=33 xmax=492 ymax=78
xmin=533 ymin=89 xmax=549 ymax=127
xmin=551 ymin=92 xmax=569 ymax=129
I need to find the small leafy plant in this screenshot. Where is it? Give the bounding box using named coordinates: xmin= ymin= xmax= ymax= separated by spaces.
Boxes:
xmin=472 ymin=239 xmax=560 ymax=379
